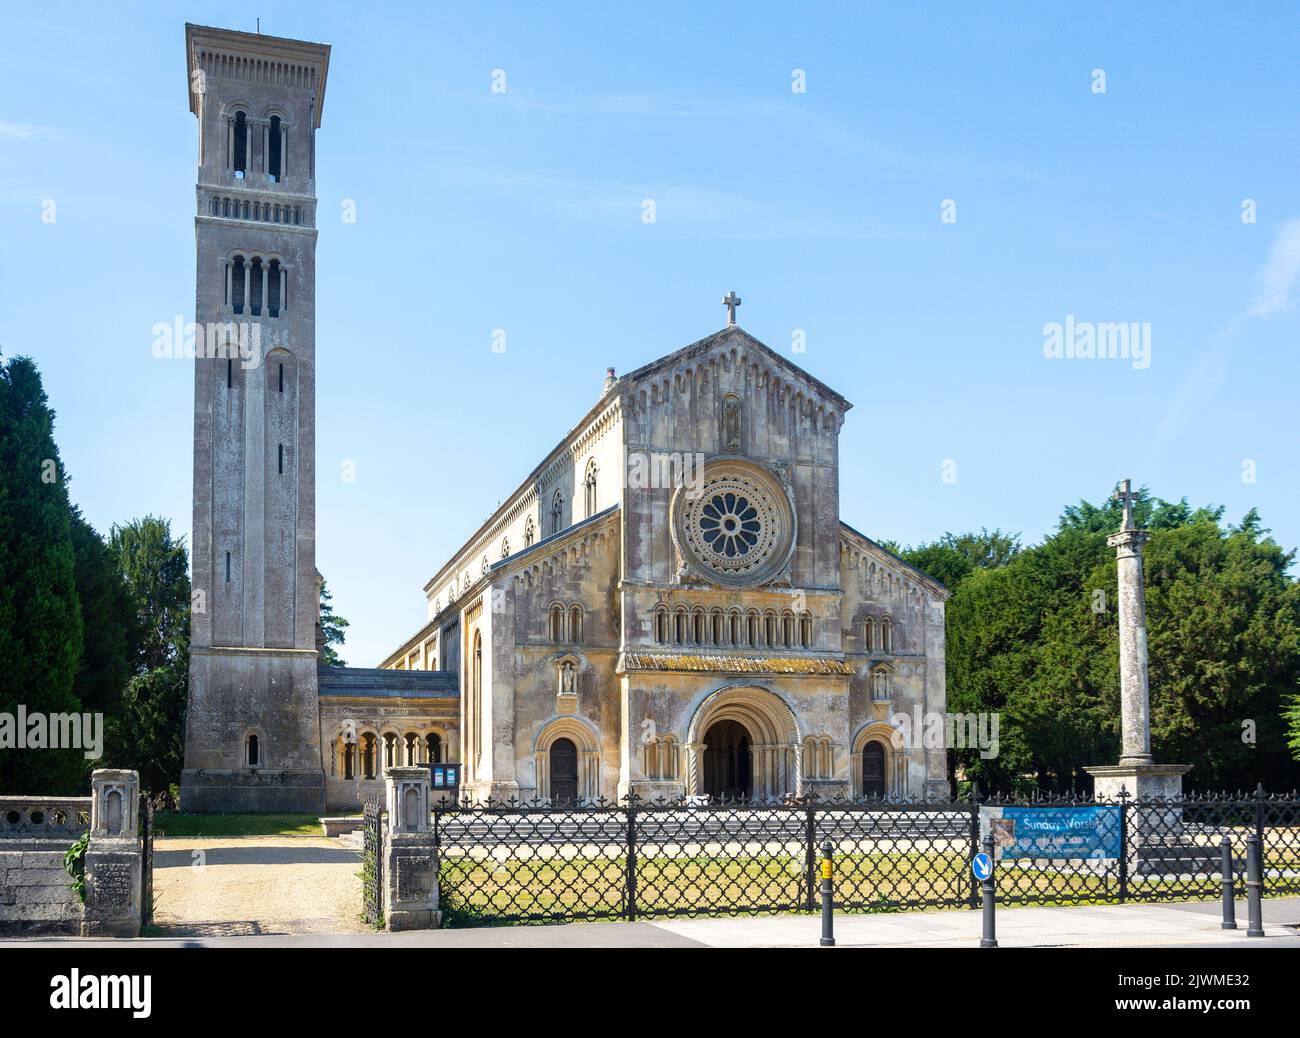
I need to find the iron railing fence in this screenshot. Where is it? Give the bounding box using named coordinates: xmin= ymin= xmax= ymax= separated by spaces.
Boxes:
xmin=362 ymin=798 xmax=385 ymax=926
xmin=431 ymin=787 xmax=1300 ymax=926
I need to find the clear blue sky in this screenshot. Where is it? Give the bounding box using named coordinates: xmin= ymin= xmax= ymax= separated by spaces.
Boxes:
xmin=3 ymin=2 xmax=1298 ymax=665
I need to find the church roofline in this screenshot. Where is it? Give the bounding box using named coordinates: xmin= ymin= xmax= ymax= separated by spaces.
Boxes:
xmin=318 ymin=665 xmax=458 ymax=699
xmin=185 ymin=23 xmax=332 ymax=126
xmin=839 ymin=521 xmax=951 ymax=600
xmin=619 ymin=325 xmax=853 ymax=412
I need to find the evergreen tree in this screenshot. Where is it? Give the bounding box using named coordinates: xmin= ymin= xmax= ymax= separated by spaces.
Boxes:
xmin=319 ymin=579 xmax=349 ymax=667
xmin=0 ymin=354 xmax=85 ymax=794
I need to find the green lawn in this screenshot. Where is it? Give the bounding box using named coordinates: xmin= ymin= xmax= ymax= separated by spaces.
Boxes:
xmin=154 ymin=812 xmax=324 ymax=838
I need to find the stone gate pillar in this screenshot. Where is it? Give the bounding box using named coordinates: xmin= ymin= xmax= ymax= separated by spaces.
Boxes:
xmin=81 ymin=769 xmax=142 ymax=937
xmin=383 ymin=767 xmax=440 ymax=931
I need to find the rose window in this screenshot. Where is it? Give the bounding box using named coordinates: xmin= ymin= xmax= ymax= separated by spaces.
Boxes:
xmin=699 ymin=492 xmax=761 ymax=558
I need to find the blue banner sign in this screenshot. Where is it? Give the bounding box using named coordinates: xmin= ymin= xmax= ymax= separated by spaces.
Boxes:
xmin=979 ymin=805 xmax=1121 ymax=860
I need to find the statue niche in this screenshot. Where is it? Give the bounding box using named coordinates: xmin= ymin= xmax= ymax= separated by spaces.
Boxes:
xmin=721 ymin=394 xmax=742 ymax=453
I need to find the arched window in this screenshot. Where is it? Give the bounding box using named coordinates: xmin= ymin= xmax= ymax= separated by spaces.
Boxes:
xmin=383 ymin=732 xmax=397 ymax=770
xmin=729 ymin=611 xmax=742 ymax=646
xmin=711 ymin=610 xmax=723 ymax=645
xmin=231 ymin=255 xmax=246 ymax=314
xmin=800 ymin=613 xmax=813 ymax=648
xmin=693 ymin=609 xmax=706 ymax=644
xmin=584 ymin=460 xmax=598 ymax=517
xmin=342 ymin=742 xmax=355 ymax=780
xmin=569 ymin=605 xmax=583 ymax=643
xmin=245 ymin=733 xmax=260 ymax=767
xmin=501 ymin=537 xmax=510 ymax=559
xmin=864 ymin=618 xmax=876 ymax=652
xmin=549 ymin=604 xmax=565 ymax=642
xmin=267 ymin=259 xmax=281 ymax=317
xmin=404 ymin=732 xmax=419 ymax=766
xmin=747 ymin=611 xmax=760 ymax=647
xmin=267 ymin=114 xmax=283 ymax=181
xmin=250 ymin=256 xmax=264 ymax=316
xmin=361 ymin=733 xmax=377 ymax=779
xmin=232 ymin=110 xmax=248 ymax=176
xmin=426 ymin=732 xmax=442 ymax=764
xmin=524 ymin=516 xmax=535 ymax=548
xmin=551 ymin=490 xmax=565 ymax=535
xmin=782 ymin=612 xmax=795 ymax=647
xmin=880 ymin=617 xmax=893 ymax=653
xmin=765 ymin=612 xmax=778 ymax=647
xmin=654 ymin=607 xmax=669 ymax=643
xmin=674 ymin=608 xmax=688 ymax=645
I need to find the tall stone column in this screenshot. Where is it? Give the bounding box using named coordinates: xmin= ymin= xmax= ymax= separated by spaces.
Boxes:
xmin=685 ymin=742 xmax=704 ymax=797
xmin=1086 ymin=479 xmax=1189 ymax=805
xmin=1111 ymin=525 xmax=1152 ymax=766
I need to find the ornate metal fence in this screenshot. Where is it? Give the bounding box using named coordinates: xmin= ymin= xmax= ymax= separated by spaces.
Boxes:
xmin=362 ymin=797 xmax=385 ymax=926
xmin=433 ymin=788 xmax=1300 ymax=926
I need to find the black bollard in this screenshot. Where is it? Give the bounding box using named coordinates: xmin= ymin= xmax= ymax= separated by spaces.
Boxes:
xmin=1219 ymin=836 xmax=1236 ymax=930
xmin=980 ymin=833 xmax=998 ymax=948
xmin=819 ymin=838 xmax=835 ymax=947
xmin=1245 ymin=833 xmax=1264 ymax=937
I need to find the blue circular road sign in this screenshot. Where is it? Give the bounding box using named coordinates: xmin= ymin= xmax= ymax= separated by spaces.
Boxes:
xmin=972 ymin=852 xmax=993 ymax=881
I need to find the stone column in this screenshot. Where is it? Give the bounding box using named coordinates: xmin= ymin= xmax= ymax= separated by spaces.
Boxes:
xmin=685 ymin=742 xmax=704 ymax=797
xmin=1086 ymin=481 xmax=1189 ymax=812
xmin=791 ymin=743 xmax=804 ymax=798
xmin=81 ymin=769 xmax=143 ymax=938
xmin=383 ymin=767 xmax=439 ymax=931
xmin=1110 ymin=526 xmax=1152 ymax=766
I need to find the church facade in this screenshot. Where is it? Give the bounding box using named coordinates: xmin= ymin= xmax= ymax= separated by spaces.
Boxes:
xmin=177 ymin=23 xmax=950 ymax=814
xmin=379 ymin=327 xmax=953 ymax=806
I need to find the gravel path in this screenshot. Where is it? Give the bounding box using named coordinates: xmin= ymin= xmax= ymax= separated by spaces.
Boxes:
xmin=152 ymin=836 xmax=366 ymax=937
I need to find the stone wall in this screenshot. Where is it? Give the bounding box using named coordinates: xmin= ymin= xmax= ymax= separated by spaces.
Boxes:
xmin=0 ymin=798 xmax=90 ymax=935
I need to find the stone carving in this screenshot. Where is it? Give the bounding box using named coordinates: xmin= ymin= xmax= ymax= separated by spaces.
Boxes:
xmin=721 ymin=393 xmax=742 ymax=452
xmin=94 ymin=862 xmax=132 ymax=911
xmin=396 ymin=855 xmax=431 ymax=902
xmin=674 ymin=462 xmax=795 ymax=588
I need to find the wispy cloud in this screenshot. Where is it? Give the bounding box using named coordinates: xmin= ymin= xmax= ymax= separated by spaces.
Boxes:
xmin=0 ymin=121 xmax=40 ymax=140
xmin=1244 ymin=218 xmax=1300 ymax=318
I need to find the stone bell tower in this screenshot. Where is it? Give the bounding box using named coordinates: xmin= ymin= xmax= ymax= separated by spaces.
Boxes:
xmin=179 ymin=24 xmax=331 ymax=812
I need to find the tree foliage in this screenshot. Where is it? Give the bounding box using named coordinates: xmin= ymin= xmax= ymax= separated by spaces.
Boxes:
xmin=899 ymin=487 xmax=1300 ymax=793
xmin=318 ymin=579 xmax=349 ymax=667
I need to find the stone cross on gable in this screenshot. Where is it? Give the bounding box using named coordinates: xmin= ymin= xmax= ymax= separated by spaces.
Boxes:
xmin=1113 ymin=478 xmax=1137 ymax=532
xmin=722 ymin=290 xmax=742 ymax=326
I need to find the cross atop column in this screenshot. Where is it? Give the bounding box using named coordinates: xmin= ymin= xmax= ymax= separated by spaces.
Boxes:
xmin=1113 ymin=478 xmax=1137 ymax=532
xmin=722 ymin=290 xmax=742 ymax=326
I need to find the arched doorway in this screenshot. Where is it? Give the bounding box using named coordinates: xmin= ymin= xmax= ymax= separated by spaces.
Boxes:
xmin=862 ymin=742 xmax=886 ymax=797
xmin=703 ymin=720 xmax=752 ymax=800
xmin=549 ymin=738 xmax=579 ymax=803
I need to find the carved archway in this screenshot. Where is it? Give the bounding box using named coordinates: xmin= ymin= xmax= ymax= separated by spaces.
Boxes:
xmin=534 ymin=716 xmax=602 ymax=803
xmin=685 ymin=685 xmax=801 ymax=800
xmin=852 ymin=722 xmax=906 ymax=798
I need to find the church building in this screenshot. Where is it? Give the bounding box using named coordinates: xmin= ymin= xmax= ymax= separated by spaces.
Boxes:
xmin=377 ymin=315 xmax=953 ymax=807
xmin=176 ymin=23 xmax=951 ymax=814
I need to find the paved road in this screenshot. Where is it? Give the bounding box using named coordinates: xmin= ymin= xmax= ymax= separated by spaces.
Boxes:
xmin=11 ymin=895 xmax=1298 ymax=949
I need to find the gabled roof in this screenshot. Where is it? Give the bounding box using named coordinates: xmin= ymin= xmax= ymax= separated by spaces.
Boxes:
xmin=318 ymin=666 xmax=458 ymax=699
xmin=839 ymin=521 xmax=951 ymax=600
xmin=620 ymin=325 xmax=853 ymax=412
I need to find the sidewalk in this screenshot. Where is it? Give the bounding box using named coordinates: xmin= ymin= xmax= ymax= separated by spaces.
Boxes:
xmin=7 ymin=897 xmax=1299 ymax=949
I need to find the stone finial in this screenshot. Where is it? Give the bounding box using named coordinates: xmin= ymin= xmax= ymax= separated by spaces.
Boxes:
xmin=1113 ymin=478 xmax=1138 ymax=532
xmin=385 ymin=766 xmax=431 ymax=834
xmin=90 ymin=769 xmax=139 ymax=839
xmin=604 ymin=366 xmax=617 ymax=394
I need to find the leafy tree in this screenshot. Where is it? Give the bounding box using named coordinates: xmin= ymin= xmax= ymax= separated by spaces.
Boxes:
xmin=108 ymin=517 xmax=190 ymax=793
xmin=890 ymin=529 xmax=1021 ymax=590
xmin=0 ymin=354 xmax=84 ymax=794
xmin=939 ymin=488 xmax=1300 ymax=794
xmin=69 ymin=509 xmax=132 ymax=721
xmin=319 ymin=579 xmax=349 ymax=667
